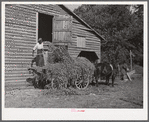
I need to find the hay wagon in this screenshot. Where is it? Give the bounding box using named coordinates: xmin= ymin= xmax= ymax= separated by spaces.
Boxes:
xmin=4 ymin=3 xmax=105 ymax=90
xmin=28 ymin=43 xmax=95 ymax=90
xmin=28 ymin=64 xmax=92 ymax=90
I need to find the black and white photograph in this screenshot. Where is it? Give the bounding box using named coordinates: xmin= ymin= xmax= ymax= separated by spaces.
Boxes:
xmin=2 ymin=1 xmax=148 ymax=120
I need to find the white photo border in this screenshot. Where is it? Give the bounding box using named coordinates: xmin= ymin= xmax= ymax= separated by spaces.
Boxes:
xmin=2 ymin=1 xmax=148 ymax=120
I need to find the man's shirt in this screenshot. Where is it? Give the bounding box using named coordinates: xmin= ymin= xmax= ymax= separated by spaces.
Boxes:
xmin=33 ymin=43 xmax=43 ymax=50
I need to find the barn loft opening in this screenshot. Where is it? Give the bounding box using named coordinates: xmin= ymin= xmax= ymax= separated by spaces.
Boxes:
xmin=78 ymin=51 xmax=99 ymax=63
xmin=38 ymin=13 xmax=53 ymax=42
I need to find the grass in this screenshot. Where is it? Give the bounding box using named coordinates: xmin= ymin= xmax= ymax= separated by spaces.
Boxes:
xmin=133 ymin=65 xmax=143 ymax=74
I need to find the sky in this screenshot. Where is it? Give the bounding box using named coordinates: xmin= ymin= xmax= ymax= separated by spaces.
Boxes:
xmin=64 ymin=4 xmax=81 ymax=11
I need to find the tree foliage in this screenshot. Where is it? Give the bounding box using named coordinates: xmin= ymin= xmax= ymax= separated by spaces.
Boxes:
xmin=74 ymin=5 xmax=143 ymax=66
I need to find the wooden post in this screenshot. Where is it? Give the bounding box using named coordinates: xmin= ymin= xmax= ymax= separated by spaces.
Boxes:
xmin=130 ymin=50 xmax=132 ymax=71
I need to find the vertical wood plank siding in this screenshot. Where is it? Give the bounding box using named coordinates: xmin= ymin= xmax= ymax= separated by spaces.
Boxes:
xmin=5 ymin=4 xmax=101 ymax=88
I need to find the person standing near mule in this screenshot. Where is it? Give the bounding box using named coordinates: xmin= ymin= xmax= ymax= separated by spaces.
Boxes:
xmin=31 ymin=38 xmax=44 ymax=67
xmin=120 ymin=61 xmax=129 ymax=81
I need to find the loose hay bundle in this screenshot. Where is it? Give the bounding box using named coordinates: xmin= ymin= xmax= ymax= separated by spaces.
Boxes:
xmin=44 ymin=57 xmax=95 ymax=89
xmin=44 ymin=63 xmax=69 ymax=89
xmin=47 ymin=43 xmax=74 ymax=64
xmin=74 ymin=57 xmax=95 ymax=83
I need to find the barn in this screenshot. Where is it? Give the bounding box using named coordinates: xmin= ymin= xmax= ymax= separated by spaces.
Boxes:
xmin=5 ymin=4 xmax=104 ymax=89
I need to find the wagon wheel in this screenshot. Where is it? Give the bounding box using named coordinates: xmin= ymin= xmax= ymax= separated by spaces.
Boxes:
xmin=51 ymin=77 xmax=59 ymax=89
xmin=75 ymin=74 xmax=89 ymax=90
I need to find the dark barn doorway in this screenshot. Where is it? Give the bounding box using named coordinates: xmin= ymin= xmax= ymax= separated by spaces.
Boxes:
xmin=78 ymin=51 xmax=99 ymax=63
xmin=38 ymin=13 xmax=53 ymax=42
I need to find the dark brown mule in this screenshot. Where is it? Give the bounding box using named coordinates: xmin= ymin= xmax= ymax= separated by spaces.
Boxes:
xmin=94 ymin=62 xmax=118 ymax=87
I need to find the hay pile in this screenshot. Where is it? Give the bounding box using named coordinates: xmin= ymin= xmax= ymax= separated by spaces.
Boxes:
xmin=27 ymin=42 xmax=95 ymax=89
xmin=47 ymin=43 xmax=73 ymax=64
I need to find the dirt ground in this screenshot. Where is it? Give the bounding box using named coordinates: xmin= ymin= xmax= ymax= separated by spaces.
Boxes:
xmin=5 ymin=74 xmax=143 ymax=108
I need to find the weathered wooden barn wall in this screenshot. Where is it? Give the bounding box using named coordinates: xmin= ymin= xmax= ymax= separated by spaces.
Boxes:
xmin=59 ymin=5 xmax=101 ymax=59
xmin=5 ymin=5 xmax=35 ymax=87
xmin=5 ymin=4 xmax=101 ymax=88
xmin=5 ymin=4 xmax=68 ymax=87
xmin=70 ymin=17 xmax=101 ymax=58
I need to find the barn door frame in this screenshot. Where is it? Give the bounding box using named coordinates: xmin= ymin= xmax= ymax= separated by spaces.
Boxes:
xmin=36 ymin=12 xmax=54 ymax=43
xmin=52 ymin=15 xmax=73 ymax=47
xmin=36 ymin=12 xmax=38 ymax=43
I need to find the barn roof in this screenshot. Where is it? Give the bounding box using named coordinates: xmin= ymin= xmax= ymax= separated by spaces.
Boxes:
xmin=59 ymin=5 xmax=105 ymax=42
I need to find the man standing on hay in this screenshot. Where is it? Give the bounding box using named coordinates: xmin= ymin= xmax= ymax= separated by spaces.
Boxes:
xmin=31 ymin=38 xmax=44 ymax=67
